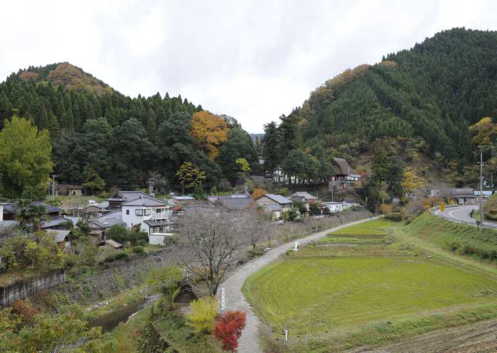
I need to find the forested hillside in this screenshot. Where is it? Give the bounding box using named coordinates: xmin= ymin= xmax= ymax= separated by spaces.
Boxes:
xmin=0 ymin=63 xmax=257 ymax=192
xmin=263 ymin=28 xmax=497 ymax=189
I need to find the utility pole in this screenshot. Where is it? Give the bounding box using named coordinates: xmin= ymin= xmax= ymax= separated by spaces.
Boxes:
xmin=51 ymin=174 xmax=57 ymax=201
xmin=479 ymin=148 xmax=484 ymax=229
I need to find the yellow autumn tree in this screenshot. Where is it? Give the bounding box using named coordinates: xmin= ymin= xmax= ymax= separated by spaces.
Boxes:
xmin=469 ymin=117 xmax=497 ymax=146
xmin=401 ymin=167 xmax=426 ymax=195
xmin=191 ymin=111 xmax=229 ymax=159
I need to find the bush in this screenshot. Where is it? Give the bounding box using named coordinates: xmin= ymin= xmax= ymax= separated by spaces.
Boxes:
xmin=379 ymin=203 xmax=393 ymax=214
xmin=103 ymin=252 xmax=129 ymax=263
xmin=128 ymin=231 xmax=148 ymax=246
xmin=247 ymin=247 xmax=265 ymax=259
xmin=186 ymin=297 xmax=219 ymax=334
xmin=309 ymin=202 xmax=321 ymax=215
xmin=284 ymin=208 xmax=299 ymax=222
xmin=214 ymin=311 xmax=247 ymax=352
xmin=12 ymin=300 xmax=39 ymax=324
xmin=107 ymin=225 xmax=148 ymax=246
xmin=385 ymin=212 xmax=402 ymax=222
xmin=0 ymin=233 xmax=67 ymax=272
xmin=107 ymin=225 xmax=129 ymax=243
xmin=132 ymin=246 xmax=146 ymax=255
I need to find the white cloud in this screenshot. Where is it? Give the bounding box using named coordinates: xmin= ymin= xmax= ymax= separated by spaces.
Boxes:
xmin=0 ymin=0 xmax=496 ymax=132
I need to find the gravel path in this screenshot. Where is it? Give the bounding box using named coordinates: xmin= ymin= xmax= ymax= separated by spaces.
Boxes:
xmin=220 ymin=216 xmax=379 ymax=353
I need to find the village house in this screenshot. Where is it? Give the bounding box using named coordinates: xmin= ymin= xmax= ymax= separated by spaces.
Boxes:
xmin=121 ymin=195 xmax=173 ymax=235
xmin=108 ymin=190 xmax=149 ymax=209
xmin=329 ymin=158 xmax=360 ymax=191
xmin=322 ymin=202 xmax=345 ymax=214
xmin=90 ymin=191 xmax=175 ymax=246
xmin=88 ymin=211 xmax=125 ymax=242
xmin=290 ymin=192 xmax=317 ymax=210
xmin=255 ymin=194 xmax=292 ymax=220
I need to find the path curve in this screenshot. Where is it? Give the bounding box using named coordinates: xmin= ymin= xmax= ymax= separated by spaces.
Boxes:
xmin=220 ymin=216 xmax=379 ymax=353
xmin=434 ymin=205 xmax=497 ymax=229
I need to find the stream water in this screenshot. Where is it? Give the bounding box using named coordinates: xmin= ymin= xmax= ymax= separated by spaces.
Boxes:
xmin=89 ymin=294 xmax=161 ymax=332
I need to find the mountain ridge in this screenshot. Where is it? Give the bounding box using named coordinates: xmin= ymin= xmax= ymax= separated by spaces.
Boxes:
xmin=16 ymin=62 xmax=115 ymax=96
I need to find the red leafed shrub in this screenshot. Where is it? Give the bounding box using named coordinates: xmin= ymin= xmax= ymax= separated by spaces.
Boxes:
xmin=12 ymin=299 xmax=39 ymax=323
xmin=214 ymin=311 xmax=247 ymax=352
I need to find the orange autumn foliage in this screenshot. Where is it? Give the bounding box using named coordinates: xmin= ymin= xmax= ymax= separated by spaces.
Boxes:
xmin=191 ymin=111 xmax=229 ymax=159
xmin=251 ymin=188 xmax=267 ymax=200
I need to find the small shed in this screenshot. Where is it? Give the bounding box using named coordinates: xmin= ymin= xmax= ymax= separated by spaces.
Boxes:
xmin=56 ymin=184 xmax=83 ymax=196
xmin=105 ymin=239 xmax=123 ymax=249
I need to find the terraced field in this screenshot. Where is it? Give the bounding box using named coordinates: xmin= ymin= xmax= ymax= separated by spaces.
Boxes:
xmin=242 ymin=218 xmax=497 ymax=352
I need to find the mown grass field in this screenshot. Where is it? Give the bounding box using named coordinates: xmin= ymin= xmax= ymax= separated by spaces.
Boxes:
xmin=243 ymin=217 xmax=497 ymax=352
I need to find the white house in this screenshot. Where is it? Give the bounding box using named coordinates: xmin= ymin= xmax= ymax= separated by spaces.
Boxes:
xmin=322 ymin=202 xmax=344 ymax=213
xmin=122 ymin=195 xmax=173 ymax=235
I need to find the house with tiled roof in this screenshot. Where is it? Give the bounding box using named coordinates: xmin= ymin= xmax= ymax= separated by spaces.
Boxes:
xmin=255 ymin=194 xmax=293 ymax=220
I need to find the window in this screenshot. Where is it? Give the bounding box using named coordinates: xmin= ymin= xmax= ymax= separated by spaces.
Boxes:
xmin=135 ymin=209 xmax=143 ymax=216
xmin=126 ymin=209 xmax=130 ymax=215
xmin=156 ymin=208 xmax=162 ymax=214
xmin=144 ymin=209 xmax=151 ymax=216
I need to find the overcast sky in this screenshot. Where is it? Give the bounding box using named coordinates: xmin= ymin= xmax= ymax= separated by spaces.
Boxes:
xmin=1 ymin=1 xmax=497 ymax=133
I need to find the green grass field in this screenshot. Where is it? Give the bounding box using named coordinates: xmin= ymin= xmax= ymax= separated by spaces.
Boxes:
xmin=329 ymin=218 xmax=393 ymax=236
xmin=244 ymin=256 xmax=497 ymax=334
xmin=243 ymin=217 xmax=497 ymax=352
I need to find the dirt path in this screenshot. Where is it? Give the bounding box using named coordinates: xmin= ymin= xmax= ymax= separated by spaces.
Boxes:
xmin=220 ymin=216 xmax=379 ymax=353
xmin=347 ymin=319 xmax=497 ymax=353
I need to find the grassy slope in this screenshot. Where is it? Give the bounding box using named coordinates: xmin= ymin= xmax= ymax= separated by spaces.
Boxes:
xmin=243 ymin=217 xmax=497 ymax=352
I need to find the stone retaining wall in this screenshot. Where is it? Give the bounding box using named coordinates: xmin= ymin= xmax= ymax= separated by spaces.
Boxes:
xmin=0 ymin=270 xmax=66 ymax=306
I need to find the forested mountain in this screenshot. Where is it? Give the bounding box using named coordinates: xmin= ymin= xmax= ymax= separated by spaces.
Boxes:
xmin=263 ymin=28 xmax=497 ymax=187
xmin=0 ymin=63 xmax=257 ymax=192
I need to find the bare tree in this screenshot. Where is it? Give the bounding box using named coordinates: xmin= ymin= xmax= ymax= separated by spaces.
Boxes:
xmin=242 ymin=210 xmax=267 ymax=249
xmin=179 ymin=208 xmax=264 ymax=296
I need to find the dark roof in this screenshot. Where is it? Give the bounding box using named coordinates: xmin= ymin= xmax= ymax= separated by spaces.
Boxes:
xmin=209 ymin=195 xmax=254 ymax=210
xmin=89 ymin=211 xmax=124 ymax=229
xmin=122 ymin=196 xmax=167 ymax=207
xmin=263 ymin=194 xmax=292 ymax=205
xmin=47 ymin=230 xmax=70 ymax=242
xmin=119 ymin=191 xmax=148 ymax=202
xmin=290 ymin=192 xmax=317 ymax=201
xmin=2 ymin=202 xmax=61 ymax=215
xmin=333 ymin=157 xmax=355 ymax=176
xmin=41 ymin=217 xmax=70 ymax=229
xmin=219 ymin=197 xmax=253 ymax=210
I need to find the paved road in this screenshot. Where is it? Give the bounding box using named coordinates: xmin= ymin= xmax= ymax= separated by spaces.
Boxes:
xmin=220 ymin=216 xmax=379 ymax=353
xmin=434 ymin=205 xmax=497 ymax=229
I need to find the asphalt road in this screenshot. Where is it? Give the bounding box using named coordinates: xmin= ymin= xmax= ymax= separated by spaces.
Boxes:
xmin=220 ymin=216 xmax=379 ymax=353
xmin=434 ymin=205 xmax=497 ymax=229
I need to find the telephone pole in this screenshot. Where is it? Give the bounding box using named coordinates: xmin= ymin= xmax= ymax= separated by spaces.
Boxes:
xmin=479 ymin=148 xmax=484 ymax=228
